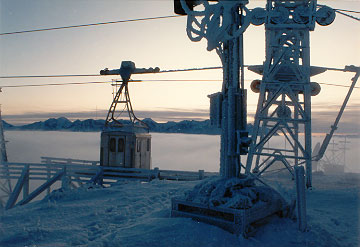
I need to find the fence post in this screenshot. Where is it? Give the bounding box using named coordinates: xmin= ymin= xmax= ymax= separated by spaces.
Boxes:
xmin=198 ymin=170 xmax=205 ymax=180
xmin=98 ymin=167 xmax=103 ymax=186
xmin=23 ymin=165 xmax=29 ymax=198
xmin=295 ymin=166 xmax=307 ymax=232
xmin=154 ymin=167 xmax=160 ymax=179
xmin=47 ymin=164 xmax=51 ymax=195
xmin=61 ymin=165 xmax=70 ymax=190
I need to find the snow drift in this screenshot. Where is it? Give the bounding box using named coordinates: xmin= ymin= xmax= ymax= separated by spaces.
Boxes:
xmin=0 ymin=172 xmax=358 ymax=247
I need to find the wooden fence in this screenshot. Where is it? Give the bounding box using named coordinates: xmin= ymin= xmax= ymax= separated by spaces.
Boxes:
xmin=0 ymin=158 xmax=218 ymax=210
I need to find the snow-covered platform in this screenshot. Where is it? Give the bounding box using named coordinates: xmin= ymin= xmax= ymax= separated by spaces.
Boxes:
xmin=171 ymin=197 xmax=284 ymax=237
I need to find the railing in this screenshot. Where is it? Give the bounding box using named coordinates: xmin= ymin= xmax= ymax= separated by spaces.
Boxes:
xmin=0 ymin=159 xmax=218 ymax=210
xmin=41 ymin=156 xmax=100 ymax=166
xmin=158 ymin=169 xmax=217 ymax=181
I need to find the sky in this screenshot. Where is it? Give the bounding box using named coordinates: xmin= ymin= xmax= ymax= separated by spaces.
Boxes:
xmin=0 ymin=0 xmax=359 ymax=133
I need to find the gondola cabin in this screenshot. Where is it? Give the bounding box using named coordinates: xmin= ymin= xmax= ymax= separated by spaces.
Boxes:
xmin=100 ymin=130 xmax=151 ymax=169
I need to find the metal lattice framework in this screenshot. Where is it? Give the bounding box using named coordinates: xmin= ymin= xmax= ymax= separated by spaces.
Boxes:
xmin=180 ymin=0 xmax=339 ymax=187
xmin=245 ymin=0 xmax=336 ymax=188
xmin=100 ymin=61 xmax=160 ymax=130
xmin=0 ymin=108 xmax=11 ymax=207
xmin=105 ymin=79 xmax=144 ymax=128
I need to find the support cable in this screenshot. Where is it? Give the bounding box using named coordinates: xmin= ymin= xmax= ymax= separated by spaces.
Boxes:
xmin=317 ymin=4 xmax=360 ymax=14
xmin=0 ymin=67 xmax=223 ymax=79
xmin=0 ymin=80 xmax=223 ymax=88
xmin=0 ymin=80 xmax=358 ymax=89
xmin=0 ymin=15 xmax=182 ymax=36
xmin=158 ymin=66 xmax=222 ymax=73
xmin=317 ymin=82 xmax=360 ymax=89
xmin=0 ymin=81 xmax=113 ymax=88
xmin=0 ymin=65 xmax=353 ymax=79
xmin=335 ymin=10 xmax=360 ymax=22
xmin=0 ymin=74 xmax=102 ymax=79
xmin=334 ymin=9 xmax=360 ymax=14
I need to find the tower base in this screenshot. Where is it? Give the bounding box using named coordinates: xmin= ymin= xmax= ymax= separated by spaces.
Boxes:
xmin=171 ymin=176 xmax=290 ymax=237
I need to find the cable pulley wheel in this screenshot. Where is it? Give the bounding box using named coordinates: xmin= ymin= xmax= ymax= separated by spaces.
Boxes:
xmin=250 ymin=80 xmax=261 ymax=93
xmin=316 ymin=6 xmax=336 ymax=26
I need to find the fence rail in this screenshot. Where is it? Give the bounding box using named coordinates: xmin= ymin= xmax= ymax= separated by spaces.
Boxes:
xmin=41 ymin=156 xmax=100 ymax=166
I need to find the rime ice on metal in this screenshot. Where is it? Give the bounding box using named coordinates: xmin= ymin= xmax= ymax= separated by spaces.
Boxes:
xmin=245 ymin=1 xmax=336 ymax=188
xmin=181 ymin=0 xmax=251 ymax=178
xmin=171 ymin=0 xmax=288 ymax=236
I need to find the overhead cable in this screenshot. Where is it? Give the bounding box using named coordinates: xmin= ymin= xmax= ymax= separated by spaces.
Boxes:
xmin=0 ymin=79 xmax=358 ymax=89
xmin=0 ymin=74 xmax=101 ymax=79
xmin=0 ymin=8 xmax=358 ymax=37
xmin=0 ymin=81 xmax=113 ymax=88
xmin=318 ymin=82 xmax=360 ymax=89
xmin=1 ymin=65 xmax=355 ymax=79
xmin=158 ymin=66 xmax=222 ymax=73
xmin=317 ymin=4 xmax=360 ymax=14
xmin=333 ymin=8 xmax=360 ymax=14
xmin=336 ymin=10 xmax=360 ymax=21
xmin=0 ymin=79 xmax=222 ymax=88
xmin=0 ymin=15 xmax=181 ymax=36
xmin=112 ymin=79 xmax=224 ymax=83
xmin=0 ymin=67 xmax=223 ymax=79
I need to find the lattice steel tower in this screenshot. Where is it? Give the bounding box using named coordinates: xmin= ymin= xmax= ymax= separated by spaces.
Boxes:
xmin=245 ymin=0 xmax=335 ymax=187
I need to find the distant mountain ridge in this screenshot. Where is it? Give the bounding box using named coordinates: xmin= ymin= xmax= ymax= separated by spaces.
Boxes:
xmin=13 ymin=117 xmax=106 ymax=132
xmin=2 ymin=117 xmax=240 ymax=135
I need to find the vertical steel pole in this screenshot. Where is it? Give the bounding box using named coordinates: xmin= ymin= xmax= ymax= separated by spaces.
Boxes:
xmin=295 ymin=166 xmax=307 ymax=231
xmin=303 ymin=31 xmax=312 ymax=188
xmin=221 ymin=5 xmax=245 ymax=178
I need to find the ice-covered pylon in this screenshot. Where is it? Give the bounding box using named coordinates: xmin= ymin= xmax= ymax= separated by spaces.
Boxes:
xmin=181 ymin=0 xmax=251 ymax=178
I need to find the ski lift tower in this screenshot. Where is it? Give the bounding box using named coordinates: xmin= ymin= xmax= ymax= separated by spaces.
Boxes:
xmin=172 ymin=2 xmax=290 ymax=236
xmin=176 ymin=0 xmax=252 ymax=178
xmin=245 ymin=1 xmax=336 ymax=188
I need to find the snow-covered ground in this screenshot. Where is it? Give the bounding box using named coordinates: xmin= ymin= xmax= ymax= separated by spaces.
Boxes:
xmin=1 ymin=131 xmax=359 ymax=246
xmin=0 ymin=172 xmax=358 ymax=247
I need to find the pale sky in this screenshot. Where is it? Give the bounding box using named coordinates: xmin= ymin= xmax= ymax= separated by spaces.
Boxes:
xmin=0 ymin=0 xmax=359 ymax=133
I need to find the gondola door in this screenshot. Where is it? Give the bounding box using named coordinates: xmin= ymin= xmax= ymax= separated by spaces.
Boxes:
xmin=108 ymin=136 xmax=126 ymax=167
xmin=117 ymin=137 xmax=125 ymax=166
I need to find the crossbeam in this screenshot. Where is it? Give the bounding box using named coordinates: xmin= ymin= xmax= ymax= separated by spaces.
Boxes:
xmin=17 ymin=169 xmax=65 ymax=206
xmin=5 ymin=165 xmax=29 ymax=210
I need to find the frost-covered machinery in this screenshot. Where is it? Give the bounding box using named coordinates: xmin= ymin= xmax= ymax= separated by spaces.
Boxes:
xmin=99 ymin=61 xmax=159 ymax=169
xmin=172 ymin=0 xmax=290 ymax=236
xmin=171 ymin=0 xmax=358 ymax=236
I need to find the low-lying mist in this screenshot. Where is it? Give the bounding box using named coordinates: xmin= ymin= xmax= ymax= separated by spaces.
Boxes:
xmin=3 ymin=131 xmax=360 ymax=173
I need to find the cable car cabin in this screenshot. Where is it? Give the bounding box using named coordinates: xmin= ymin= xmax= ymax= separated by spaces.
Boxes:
xmin=100 ymin=130 xmax=151 ymax=169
